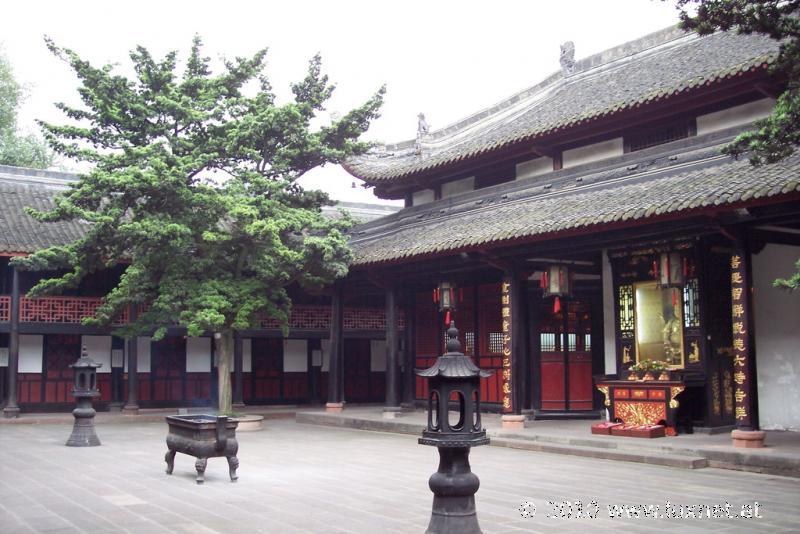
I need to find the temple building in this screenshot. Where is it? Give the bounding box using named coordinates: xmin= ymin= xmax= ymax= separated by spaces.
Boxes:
xmin=2 ymin=25 xmax=800 ymax=445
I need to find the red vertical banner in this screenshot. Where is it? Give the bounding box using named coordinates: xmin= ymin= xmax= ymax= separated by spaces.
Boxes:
xmin=501 ymin=278 xmax=512 ymax=413
xmin=730 ymin=251 xmax=754 ymax=430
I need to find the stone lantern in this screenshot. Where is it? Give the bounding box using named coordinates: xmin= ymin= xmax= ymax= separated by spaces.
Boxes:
xmin=417 ymin=322 xmax=491 ymax=534
xmin=66 ymin=346 xmax=102 ymax=447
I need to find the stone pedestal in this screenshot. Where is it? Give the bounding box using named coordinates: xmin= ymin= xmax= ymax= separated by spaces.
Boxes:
xmin=3 ymin=406 xmax=20 ymax=419
xmin=501 ymin=414 xmax=526 ymax=430
xmin=400 ymin=401 xmax=417 ymax=412
xmin=122 ymin=404 xmax=139 ymax=416
xmin=426 ymin=447 xmax=482 ymax=534
xmin=382 ymin=406 xmax=402 ymax=419
xmin=66 ymin=396 xmax=101 ymax=447
xmin=732 ymin=429 xmax=766 ymax=448
xmin=325 ymin=402 xmax=344 ymax=413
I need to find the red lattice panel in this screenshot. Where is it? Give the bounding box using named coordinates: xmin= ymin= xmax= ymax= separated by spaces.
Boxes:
xmin=0 ymin=296 xmax=10 ymax=322
xmin=20 ymin=297 xmax=129 ymax=325
xmin=259 ymin=306 xmax=404 ymax=331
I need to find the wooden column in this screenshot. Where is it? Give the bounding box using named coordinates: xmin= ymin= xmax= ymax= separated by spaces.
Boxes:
xmin=501 ymin=268 xmax=526 ymax=428
xmin=123 ymin=304 xmax=139 ymax=415
xmin=232 ymin=332 xmax=244 ymax=407
xmin=383 ymin=286 xmax=400 ymax=417
xmin=729 ymin=243 xmax=765 ymax=447
xmin=326 ymin=282 xmax=344 ymax=411
xmin=3 ymin=267 xmax=20 ymax=418
xmin=401 ymin=291 xmax=416 ymax=408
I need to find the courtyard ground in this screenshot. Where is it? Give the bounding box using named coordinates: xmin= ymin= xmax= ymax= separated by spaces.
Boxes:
xmin=1 ymin=417 xmax=798 ymax=533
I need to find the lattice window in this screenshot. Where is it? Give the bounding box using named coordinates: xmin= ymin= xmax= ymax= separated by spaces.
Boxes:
xmin=567 ymin=333 xmax=577 ymax=352
xmin=0 ymin=296 xmax=10 ymax=322
xmin=585 ymin=334 xmax=592 ymax=351
xmin=540 ymin=332 xmax=556 ymax=351
xmin=488 ymin=332 xmax=504 ymax=354
xmin=618 ymin=285 xmax=634 ymax=331
xmin=628 ymin=120 xmax=692 ymax=152
xmin=683 ymin=278 xmax=700 ymax=328
xmin=464 ymin=332 xmax=475 ymax=356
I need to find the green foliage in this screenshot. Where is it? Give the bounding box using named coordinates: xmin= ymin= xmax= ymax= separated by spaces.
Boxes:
xmin=12 ymin=36 xmax=384 ymax=412
xmin=674 ymin=0 xmax=800 ymax=165
xmin=0 ymin=51 xmax=53 ymax=168
xmin=674 ymin=1 xmax=800 ymax=292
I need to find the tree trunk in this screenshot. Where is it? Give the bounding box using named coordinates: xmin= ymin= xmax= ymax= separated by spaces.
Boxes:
xmin=216 ymin=330 xmax=234 ymax=415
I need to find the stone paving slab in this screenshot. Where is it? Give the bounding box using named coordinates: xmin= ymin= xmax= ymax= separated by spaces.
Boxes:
xmin=1 ymin=419 xmax=800 ymax=533
xmin=296 ymin=408 xmax=800 ymax=477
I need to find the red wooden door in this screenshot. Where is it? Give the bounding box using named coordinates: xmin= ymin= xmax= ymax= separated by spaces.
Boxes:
xmin=344 ymin=339 xmax=377 ymax=402
xmin=539 ymin=300 xmax=593 ymax=411
xmin=151 ymin=337 xmax=185 ymax=402
xmin=44 ymin=334 xmax=80 ymax=404
xmin=250 ymin=338 xmax=282 ymax=402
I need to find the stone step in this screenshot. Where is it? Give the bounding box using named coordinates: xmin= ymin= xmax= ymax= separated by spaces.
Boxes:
xmin=490 ymin=437 xmax=708 ymax=469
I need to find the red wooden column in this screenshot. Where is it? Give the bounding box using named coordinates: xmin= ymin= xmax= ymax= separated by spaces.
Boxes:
xmin=3 ymin=267 xmax=20 ymax=418
xmin=401 ymin=290 xmax=417 ymax=408
xmin=501 ymin=268 xmax=526 ymax=429
xmin=729 ymin=246 xmax=765 ymax=448
xmin=383 ymin=285 xmax=401 ymax=418
xmin=232 ymin=332 xmax=245 ymax=407
xmin=326 ymin=282 xmax=344 ymax=412
xmin=123 ymin=304 xmax=139 ymax=414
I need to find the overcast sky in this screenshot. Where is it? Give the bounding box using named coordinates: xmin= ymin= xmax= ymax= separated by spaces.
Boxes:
xmin=3 ymin=1 xmax=682 ymax=204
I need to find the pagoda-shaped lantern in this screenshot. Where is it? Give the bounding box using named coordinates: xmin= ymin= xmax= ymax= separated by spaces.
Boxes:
xmin=417 ymin=322 xmax=492 ymax=534
xmin=66 ymin=346 xmax=102 ymax=447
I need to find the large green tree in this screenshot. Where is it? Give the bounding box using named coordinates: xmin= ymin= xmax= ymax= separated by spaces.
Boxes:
xmin=674 ymin=0 xmax=800 ymax=290
xmin=13 ymin=37 xmax=384 ymax=413
xmin=0 ymin=50 xmax=53 ymax=168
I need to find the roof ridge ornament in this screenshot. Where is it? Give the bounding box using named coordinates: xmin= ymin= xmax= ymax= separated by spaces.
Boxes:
xmin=560 ymin=41 xmax=576 ymax=76
xmin=415 ymin=112 xmax=430 ymax=155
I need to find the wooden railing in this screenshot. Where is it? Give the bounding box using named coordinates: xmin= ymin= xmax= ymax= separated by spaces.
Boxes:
xmin=3 ymin=295 xmax=404 ymax=331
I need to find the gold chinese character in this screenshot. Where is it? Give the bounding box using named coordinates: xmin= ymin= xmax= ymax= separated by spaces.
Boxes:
xmin=733 ymin=371 xmax=746 ymax=385
xmin=734 ymin=388 xmax=747 ymax=403
xmin=732 ymin=304 xmax=744 ymax=318
xmin=733 ymin=354 xmax=746 ymax=367
xmin=731 ymin=272 xmax=743 ymax=285
xmin=502 ymin=320 xmax=509 ymax=333
xmin=503 ymin=397 xmax=511 ymax=409
xmin=502 ymin=307 xmax=510 ymax=318
xmin=503 ymin=383 xmax=511 ymax=394
xmin=732 ymin=322 xmax=747 ymax=335
xmin=501 ymin=295 xmax=510 ymax=306
xmin=735 ymin=406 xmax=747 ymax=420
xmin=502 ymin=348 xmax=511 ymax=357
xmin=502 ymin=369 xmax=511 ymax=380
xmin=502 ymin=358 xmax=511 ymax=368
xmin=502 ymin=282 xmax=511 ymax=293
xmin=731 ymin=255 xmax=741 ymax=269
xmin=733 ymin=338 xmax=745 ymax=352
xmin=732 ymin=287 xmax=743 ymax=301
xmin=503 ymin=334 xmax=511 ymax=344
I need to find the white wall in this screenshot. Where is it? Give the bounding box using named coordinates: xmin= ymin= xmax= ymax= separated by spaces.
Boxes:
xmin=82 ymin=335 xmax=112 ymax=373
xmin=137 ymin=337 xmax=151 ymax=373
xmin=440 ymin=176 xmax=474 ymax=198
xmin=412 ymin=189 xmax=435 ymax=206
xmin=602 ymin=249 xmax=617 ymax=374
xmin=240 ymin=338 xmax=252 ymax=372
xmin=696 ymin=98 xmax=774 ymax=136
xmin=752 ymin=244 xmax=800 ymax=431
xmin=370 ymin=339 xmax=387 ymax=372
xmin=186 ymin=337 xmax=211 ymax=372
xmin=283 ymin=339 xmax=308 ymax=372
xmin=516 ymin=156 xmax=553 ymax=180
xmin=321 ymin=339 xmax=330 ymax=372
xmin=18 ymin=335 xmax=43 ymax=373
xmin=563 ymin=138 xmax=623 ymax=169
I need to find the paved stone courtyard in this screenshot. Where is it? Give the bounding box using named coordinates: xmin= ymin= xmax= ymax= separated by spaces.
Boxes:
xmin=1 ymin=419 xmax=798 ymax=533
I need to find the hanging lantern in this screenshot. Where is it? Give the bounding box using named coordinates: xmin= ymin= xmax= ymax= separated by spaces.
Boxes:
xmin=542 ymin=265 xmax=571 ymax=297
xmin=658 ymin=252 xmax=686 ymax=288
xmin=437 ymin=281 xmax=457 ymax=312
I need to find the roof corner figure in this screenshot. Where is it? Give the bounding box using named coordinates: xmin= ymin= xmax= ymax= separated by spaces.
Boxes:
xmin=415 ymin=112 xmax=430 ymax=155
xmin=560 ymin=41 xmax=575 ymax=76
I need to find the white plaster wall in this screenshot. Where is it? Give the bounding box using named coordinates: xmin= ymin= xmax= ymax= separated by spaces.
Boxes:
xmin=752 ymin=244 xmax=800 ymax=431
xmin=412 ymin=189 xmax=435 ymax=206
xmin=241 ymin=339 xmax=252 ymax=372
xmin=562 ymin=138 xmax=623 ymax=169
xmin=371 ymin=339 xmax=387 ymax=372
xmin=18 ymin=335 xmax=43 ymax=373
xmin=602 ymin=249 xmax=617 ymax=374
xmin=515 ymin=156 xmax=553 ymax=180
xmin=441 ymin=176 xmax=474 ymax=198
xmin=283 ymin=339 xmax=308 ymax=372
xmin=137 ymin=337 xmax=151 ymax=373
xmin=82 ymin=335 xmax=112 ymax=373
xmin=696 ymin=98 xmax=775 ymax=136
xmin=321 ymin=339 xmax=330 ymax=372
xmin=186 ymin=337 xmax=211 ymax=372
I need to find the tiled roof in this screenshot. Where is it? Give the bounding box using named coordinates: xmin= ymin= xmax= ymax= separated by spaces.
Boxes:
xmin=346 ymin=27 xmax=778 ymax=183
xmin=348 ymin=141 xmax=800 ymax=266
xmin=0 ymin=166 xmax=88 ymax=254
